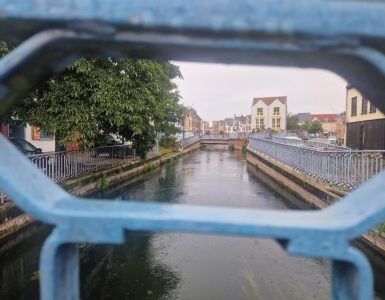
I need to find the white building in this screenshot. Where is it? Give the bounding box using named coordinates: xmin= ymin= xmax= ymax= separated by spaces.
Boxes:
xmin=9 ymin=122 xmax=56 ymax=152
xmin=251 ymin=96 xmax=287 ymax=131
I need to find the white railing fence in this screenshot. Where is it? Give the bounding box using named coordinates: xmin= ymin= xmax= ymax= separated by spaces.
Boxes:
xmin=180 ymin=135 xmax=200 ymax=148
xmin=249 ymin=137 xmax=385 ymax=189
xmin=272 ymin=136 xmax=350 ymax=151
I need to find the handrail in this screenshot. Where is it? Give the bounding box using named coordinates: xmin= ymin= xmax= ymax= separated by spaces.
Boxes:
xmin=27 ymin=145 xmax=136 ymax=182
xmin=272 ymin=136 xmax=350 ymax=151
xmin=249 ymin=137 xmax=385 ymax=189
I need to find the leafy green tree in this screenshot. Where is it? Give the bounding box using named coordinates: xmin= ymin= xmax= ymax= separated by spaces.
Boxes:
xmin=0 ymin=41 xmax=10 ymax=57
xmin=1 ymin=42 xmax=184 ymax=158
xmin=300 ymin=119 xmax=312 ymax=131
xmin=287 ymin=113 xmax=299 ymax=130
xmin=308 ymin=120 xmax=323 ymax=134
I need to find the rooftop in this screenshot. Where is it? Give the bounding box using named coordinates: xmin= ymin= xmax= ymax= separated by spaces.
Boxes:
xmin=252 ymin=96 xmax=287 ymax=106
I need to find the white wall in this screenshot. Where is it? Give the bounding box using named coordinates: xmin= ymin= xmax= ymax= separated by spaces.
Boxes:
xmin=251 ymin=99 xmax=287 ymax=131
xmin=251 ymin=102 xmax=268 ymax=130
xmin=25 ymin=124 xmax=56 ymax=152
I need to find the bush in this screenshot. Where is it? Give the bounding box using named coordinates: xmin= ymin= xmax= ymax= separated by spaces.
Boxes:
xmin=159 ymin=135 xmax=178 ymax=148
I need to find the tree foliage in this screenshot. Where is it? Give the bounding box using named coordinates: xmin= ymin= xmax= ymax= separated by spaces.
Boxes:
xmin=287 ymin=113 xmax=299 ymax=130
xmin=0 ymin=41 xmax=10 ymax=57
xmin=1 ymin=42 xmax=184 ymax=158
xmin=300 ymin=119 xmax=312 ymax=131
xmin=308 ymin=120 xmax=323 ymax=134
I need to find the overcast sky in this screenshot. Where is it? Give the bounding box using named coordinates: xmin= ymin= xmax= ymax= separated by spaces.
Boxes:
xmin=173 ymin=61 xmax=347 ymax=123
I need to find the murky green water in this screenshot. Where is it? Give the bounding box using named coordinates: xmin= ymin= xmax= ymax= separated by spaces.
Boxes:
xmin=1 ymin=148 xmax=349 ymax=299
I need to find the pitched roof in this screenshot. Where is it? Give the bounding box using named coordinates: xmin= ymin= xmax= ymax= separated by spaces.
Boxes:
xmin=297 ymin=113 xmax=311 ymax=123
xmin=252 ymin=96 xmax=287 ymax=106
xmin=310 ymin=114 xmax=338 ymax=122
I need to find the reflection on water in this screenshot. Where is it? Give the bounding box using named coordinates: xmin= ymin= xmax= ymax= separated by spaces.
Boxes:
xmin=81 ymin=232 xmax=180 ymax=300
xmin=0 ymin=149 xmax=339 ymax=299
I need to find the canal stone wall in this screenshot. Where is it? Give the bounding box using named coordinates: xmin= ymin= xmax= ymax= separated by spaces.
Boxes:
xmin=228 ymin=139 xmax=247 ymax=150
xmin=246 ymin=146 xmax=385 ymax=257
xmin=179 ymin=140 xmax=201 ymax=154
xmin=200 ymin=139 xmax=247 ymax=150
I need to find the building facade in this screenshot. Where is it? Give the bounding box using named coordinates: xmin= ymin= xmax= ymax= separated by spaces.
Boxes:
xmin=251 ymin=96 xmax=287 ymax=131
xmin=335 ymin=112 xmax=346 ymax=145
xmin=7 ymin=121 xmax=55 ymax=152
xmin=212 ymin=120 xmax=225 ymax=135
xmin=310 ymin=114 xmax=338 ymax=136
xmin=346 ymin=86 xmax=385 ymax=150
xmin=183 ymin=107 xmax=202 ymax=135
xmin=212 ymin=115 xmax=251 ymax=134
xmin=201 ymin=121 xmax=210 ymax=134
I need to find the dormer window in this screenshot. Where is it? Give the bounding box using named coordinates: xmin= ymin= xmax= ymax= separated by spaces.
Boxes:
xmin=257 ymin=108 xmax=263 ymax=115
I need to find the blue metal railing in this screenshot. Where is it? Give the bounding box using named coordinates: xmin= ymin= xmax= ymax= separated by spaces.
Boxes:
xmin=1 ymin=1 xmax=385 ymax=299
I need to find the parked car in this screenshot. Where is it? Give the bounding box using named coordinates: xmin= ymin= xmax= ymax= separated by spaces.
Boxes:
xmin=8 ymin=137 xmax=42 ymax=155
xmin=94 ymin=134 xmax=124 ymax=147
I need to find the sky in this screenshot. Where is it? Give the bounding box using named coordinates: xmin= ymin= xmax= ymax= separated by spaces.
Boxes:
xmin=173 ymin=61 xmax=347 ymax=123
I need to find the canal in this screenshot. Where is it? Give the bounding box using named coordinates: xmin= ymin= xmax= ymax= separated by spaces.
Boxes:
xmin=2 ymin=147 xmax=347 ymax=299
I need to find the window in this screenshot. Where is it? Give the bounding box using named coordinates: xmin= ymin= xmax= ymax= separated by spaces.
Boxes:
xmin=257 ymin=108 xmax=263 ymax=115
xmin=273 ymin=107 xmax=280 ymax=115
xmin=272 ymin=118 xmax=276 ymax=128
xmin=361 ymin=97 xmax=368 ymax=114
xmin=32 ymin=126 xmax=54 ymax=140
xmin=276 ymin=118 xmax=281 ymax=128
xmin=259 ymin=119 xmax=264 ymax=128
xmin=351 ymin=97 xmax=357 ymax=116
xmin=369 ymin=101 xmax=376 ymax=113
xmin=324 ymin=118 xmax=329 ymax=123
xmin=40 ymin=129 xmax=54 ymax=140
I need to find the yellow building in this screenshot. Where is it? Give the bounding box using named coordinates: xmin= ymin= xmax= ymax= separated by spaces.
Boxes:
xmin=183 ymin=107 xmax=202 ymax=134
xmin=310 ymin=114 xmax=338 ymax=137
xmin=346 ymin=86 xmax=385 ymax=149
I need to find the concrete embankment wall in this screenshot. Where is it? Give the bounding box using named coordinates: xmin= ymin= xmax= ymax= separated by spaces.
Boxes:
xmin=201 ymin=139 xmax=247 ymax=150
xmin=0 ymin=144 xmax=200 ymax=250
xmin=246 ymin=147 xmax=385 ymax=257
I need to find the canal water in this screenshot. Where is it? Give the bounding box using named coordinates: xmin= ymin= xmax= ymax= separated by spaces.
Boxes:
xmin=2 ymin=148 xmax=338 ymax=299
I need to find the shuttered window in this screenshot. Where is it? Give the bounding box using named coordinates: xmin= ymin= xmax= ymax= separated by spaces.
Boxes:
xmin=31 ymin=126 xmax=40 ymax=140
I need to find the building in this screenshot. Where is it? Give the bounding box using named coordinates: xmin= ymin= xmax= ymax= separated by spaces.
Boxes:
xmin=183 ymin=107 xmax=202 ymax=135
xmin=251 ymin=96 xmax=287 ymax=131
xmin=201 ymin=121 xmax=210 ymax=134
xmin=7 ymin=121 xmax=55 ymax=152
xmin=335 ymin=112 xmax=346 ymax=145
xmin=212 ymin=115 xmax=251 ymax=134
xmin=231 ymin=115 xmax=251 ymax=133
xmin=297 ymin=113 xmax=311 ymax=125
xmin=310 ymin=114 xmax=338 ymax=137
xmin=345 ymin=86 xmax=385 ymax=150
xmin=212 ymin=120 xmax=226 ymax=135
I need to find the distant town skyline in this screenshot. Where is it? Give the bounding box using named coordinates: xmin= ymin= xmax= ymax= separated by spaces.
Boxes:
xmin=173 ymin=61 xmax=347 ymax=123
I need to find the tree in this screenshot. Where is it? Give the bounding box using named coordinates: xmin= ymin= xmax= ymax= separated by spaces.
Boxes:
xmin=287 ymin=113 xmax=299 ymax=130
xmin=308 ymin=120 xmax=323 ymax=134
xmin=300 ymin=119 xmax=312 ymax=131
xmin=0 ymin=41 xmax=10 ymax=57
xmin=1 ymin=42 xmax=184 ymax=158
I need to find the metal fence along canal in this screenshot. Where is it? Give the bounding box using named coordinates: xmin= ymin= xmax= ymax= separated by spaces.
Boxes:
xmin=28 ymin=145 xmax=136 ymax=182
xmin=249 ymin=137 xmax=385 ymax=189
